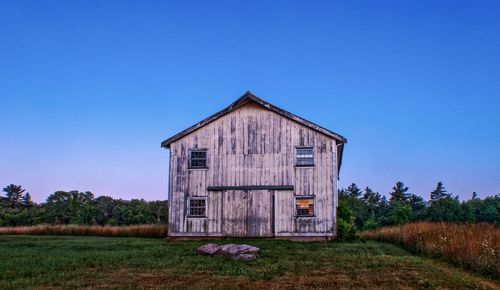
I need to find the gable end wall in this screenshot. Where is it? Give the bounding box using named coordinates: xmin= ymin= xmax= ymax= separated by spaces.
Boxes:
xmin=168 ymin=103 xmax=338 ymax=237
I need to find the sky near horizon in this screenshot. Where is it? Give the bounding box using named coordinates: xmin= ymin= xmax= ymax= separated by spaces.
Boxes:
xmin=1 ymin=1 xmax=499 ymax=203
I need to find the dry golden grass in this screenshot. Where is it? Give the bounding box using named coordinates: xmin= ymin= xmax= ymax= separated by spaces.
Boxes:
xmin=360 ymin=222 xmax=500 ymax=276
xmin=0 ymin=224 xmax=168 ymax=238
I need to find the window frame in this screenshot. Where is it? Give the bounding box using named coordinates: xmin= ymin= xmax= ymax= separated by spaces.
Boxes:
xmin=187 ymin=197 xmax=208 ymax=218
xmin=294 ymin=195 xmax=316 ymax=218
xmin=295 ymin=146 xmax=315 ymax=167
xmin=188 ymin=148 xmax=208 ymax=169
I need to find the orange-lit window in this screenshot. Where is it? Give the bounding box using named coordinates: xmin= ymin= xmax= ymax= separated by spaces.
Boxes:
xmin=296 ymin=197 xmax=314 ymax=217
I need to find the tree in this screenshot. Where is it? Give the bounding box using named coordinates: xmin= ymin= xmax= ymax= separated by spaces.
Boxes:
xmin=69 ymin=191 xmax=95 ymax=224
xmin=149 ymin=200 xmax=168 ymax=224
xmin=461 ymin=198 xmax=480 ymax=222
xmin=362 ymin=187 xmax=381 ymax=218
xmin=476 ymin=195 xmax=499 ymax=223
xmin=45 ymin=191 xmax=73 ymax=224
xmin=345 ymin=183 xmax=363 ymax=198
xmin=386 ymin=182 xmax=413 ymax=225
xmin=389 ymin=202 xmax=411 ymax=225
xmin=337 ymin=201 xmax=356 ymax=241
xmin=361 ymin=187 xmax=383 ymax=229
xmin=93 ymin=196 xmax=117 ymax=225
xmin=427 ymin=194 xmax=462 ymax=222
xmin=339 ymin=183 xmax=366 ymax=229
xmin=408 ymin=194 xmax=427 ymax=221
xmin=376 ymin=195 xmax=392 ymax=226
xmin=430 ymin=182 xmax=449 ymax=202
xmin=22 ymin=193 xmax=33 ymax=208
xmin=2 ymin=184 xmax=25 ymax=209
xmin=43 ymin=191 xmax=94 ymax=224
xmin=389 ymin=181 xmax=410 ymax=203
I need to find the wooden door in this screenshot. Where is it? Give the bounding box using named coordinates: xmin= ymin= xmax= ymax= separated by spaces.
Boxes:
xmin=247 ymin=190 xmax=274 ymax=237
xmin=222 ymin=190 xmax=248 ymax=237
xmin=222 ymin=190 xmax=274 ymax=237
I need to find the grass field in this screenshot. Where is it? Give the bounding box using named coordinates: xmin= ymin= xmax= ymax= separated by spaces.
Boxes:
xmin=360 ymin=222 xmax=499 ymax=276
xmin=0 ymin=235 xmax=498 ymax=289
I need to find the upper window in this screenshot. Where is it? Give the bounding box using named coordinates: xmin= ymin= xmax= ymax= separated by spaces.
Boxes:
xmin=295 ymin=197 xmax=315 ymax=217
xmin=188 ymin=198 xmax=207 ymax=217
xmin=296 ymin=146 xmax=314 ymax=167
xmin=189 ymin=149 xmax=207 ymax=169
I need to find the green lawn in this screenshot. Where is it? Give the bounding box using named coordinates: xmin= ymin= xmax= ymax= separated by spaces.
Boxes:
xmin=0 ymin=235 xmax=497 ymax=289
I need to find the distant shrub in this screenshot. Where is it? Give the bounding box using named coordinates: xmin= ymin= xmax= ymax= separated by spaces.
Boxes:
xmin=362 ymin=217 xmax=379 ymax=230
xmin=337 ymin=203 xmax=357 ymax=241
xmin=360 ymin=222 xmax=499 ymax=276
xmin=0 ymin=224 xmax=168 ymax=238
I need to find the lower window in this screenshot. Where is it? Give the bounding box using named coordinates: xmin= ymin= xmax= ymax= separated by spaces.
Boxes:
xmin=188 ymin=198 xmax=207 ymax=217
xmin=295 ymin=197 xmax=315 ymax=217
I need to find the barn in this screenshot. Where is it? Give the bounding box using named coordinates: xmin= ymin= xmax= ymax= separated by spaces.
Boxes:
xmin=161 ymin=92 xmax=347 ymax=240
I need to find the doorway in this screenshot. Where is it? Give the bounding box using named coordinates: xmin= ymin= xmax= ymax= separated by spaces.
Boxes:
xmin=222 ymin=190 xmax=274 ymax=237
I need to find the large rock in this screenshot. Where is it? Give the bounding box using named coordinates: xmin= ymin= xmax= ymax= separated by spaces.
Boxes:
xmin=197 ymin=243 xmax=221 ymax=255
xmin=218 ymin=244 xmax=259 ymax=255
xmin=197 ymin=243 xmax=260 ymax=261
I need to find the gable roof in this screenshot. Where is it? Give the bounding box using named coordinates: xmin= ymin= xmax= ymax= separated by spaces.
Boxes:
xmin=161 ymin=91 xmax=347 ymax=149
xmin=162 ymin=92 xmax=347 ymax=175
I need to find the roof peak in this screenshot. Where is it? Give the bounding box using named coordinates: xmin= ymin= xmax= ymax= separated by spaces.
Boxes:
xmin=232 ymin=91 xmax=270 ymax=108
xmin=241 ymin=90 xmax=258 ymax=99
xmin=161 ymin=91 xmax=347 ymax=148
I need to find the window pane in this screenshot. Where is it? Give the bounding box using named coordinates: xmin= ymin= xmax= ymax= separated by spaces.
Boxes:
xmin=191 ymin=151 xmax=206 ymax=158
xmin=189 ymin=150 xmax=207 ymax=168
xmin=189 ymin=199 xmax=206 ymax=217
xmin=296 ymin=198 xmax=314 ymax=216
xmin=296 ymin=147 xmax=314 ymax=166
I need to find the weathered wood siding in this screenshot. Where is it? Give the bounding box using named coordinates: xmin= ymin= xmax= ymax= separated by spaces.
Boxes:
xmin=168 ymin=103 xmax=338 ymax=237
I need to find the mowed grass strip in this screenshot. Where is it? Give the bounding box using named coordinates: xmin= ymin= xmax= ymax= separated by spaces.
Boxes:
xmin=0 ymin=235 xmax=498 ymax=290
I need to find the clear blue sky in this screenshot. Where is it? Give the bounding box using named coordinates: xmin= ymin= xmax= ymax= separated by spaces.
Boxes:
xmin=1 ymin=1 xmax=499 ymax=202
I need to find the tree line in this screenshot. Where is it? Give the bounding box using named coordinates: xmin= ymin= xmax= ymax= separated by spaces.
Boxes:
xmin=2 ymin=182 xmax=498 ymax=233
xmin=0 ymin=184 xmax=168 ymax=226
xmin=337 ymin=181 xmax=500 ymax=240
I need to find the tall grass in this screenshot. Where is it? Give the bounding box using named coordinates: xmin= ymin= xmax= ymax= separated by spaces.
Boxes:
xmin=360 ymin=222 xmax=499 ymax=276
xmin=0 ymin=224 xmax=168 ymax=238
